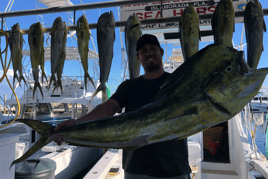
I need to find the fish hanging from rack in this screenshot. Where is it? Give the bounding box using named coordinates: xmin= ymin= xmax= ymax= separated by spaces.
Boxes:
xmin=212 ymin=0 xmax=235 ymax=47
xmin=125 ymin=13 xmax=142 ymax=79
xmin=9 ymin=23 xmax=26 ymax=87
xmin=28 ymin=22 xmax=46 ymax=98
xmin=244 ymin=0 xmax=266 ymax=69
xmin=76 ymin=15 xmax=96 ymax=91
xmin=49 ymin=17 xmax=67 ymax=94
xmin=179 ymin=5 xmax=200 ymax=62
xmin=90 ymin=11 xmax=115 ymax=103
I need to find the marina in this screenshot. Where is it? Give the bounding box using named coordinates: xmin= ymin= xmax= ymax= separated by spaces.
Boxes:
xmin=1 ymin=0 xmax=268 ymax=179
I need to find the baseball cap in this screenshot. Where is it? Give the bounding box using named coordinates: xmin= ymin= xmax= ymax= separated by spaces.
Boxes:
xmin=136 ymin=34 xmax=161 ymax=52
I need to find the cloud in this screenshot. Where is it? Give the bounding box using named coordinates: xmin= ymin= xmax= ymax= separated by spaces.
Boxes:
xmin=0 ymin=69 xmax=14 ymax=79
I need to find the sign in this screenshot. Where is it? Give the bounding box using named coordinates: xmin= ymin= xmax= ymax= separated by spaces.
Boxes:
xmin=120 ymin=0 xmax=247 ymax=31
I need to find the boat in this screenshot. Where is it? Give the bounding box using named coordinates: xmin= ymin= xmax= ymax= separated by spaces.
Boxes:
xmin=1 ymin=75 xmax=108 ymax=178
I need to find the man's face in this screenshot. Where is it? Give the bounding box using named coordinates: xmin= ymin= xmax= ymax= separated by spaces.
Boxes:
xmin=137 ymin=44 xmax=164 ymax=72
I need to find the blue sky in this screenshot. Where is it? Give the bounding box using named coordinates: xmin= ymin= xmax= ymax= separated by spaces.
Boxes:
xmin=1 ymin=0 xmax=268 ymax=105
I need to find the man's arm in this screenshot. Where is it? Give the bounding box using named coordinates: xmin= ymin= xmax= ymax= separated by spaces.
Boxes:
xmin=53 ymin=98 xmax=121 ymax=145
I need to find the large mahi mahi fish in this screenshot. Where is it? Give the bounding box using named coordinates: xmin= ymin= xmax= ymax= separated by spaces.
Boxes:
xmin=10 ymin=44 xmax=268 ymax=168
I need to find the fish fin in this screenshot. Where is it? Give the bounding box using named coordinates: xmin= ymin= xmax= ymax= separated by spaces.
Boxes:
xmin=16 ymin=119 xmax=54 ymax=135
xmin=84 ymin=73 xmax=87 ymax=91
xmin=33 ymin=81 xmax=44 ymax=99
xmin=13 ymin=73 xmax=17 ymax=88
xmin=263 ymin=19 xmax=267 ymax=32
xmin=52 ymin=85 xmax=58 ymax=94
xmin=9 ymin=119 xmax=54 ymax=169
xmin=19 ymin=73 xmax=27 ymax=85
xmin=89 ymin=84 xmax=105 ymax=103
xmin=10 ymin=135 xmax=51 ymax=169
xmin=211 ymin=10 xmax=215 ymax=38
xmin=85 ymin=71 xmax=96 ymax=89
xmin=58 ymin=80 xmax=63 ymax=94
xmin=49 ymin=74 xmax=57 ymax=89
xmin=199 ymin=27 xmax=201 ymax=41
xmin=233 ymin=20 xmax=235 ymax=32
xmin=42 ymin=70 xmax=48 ymax=84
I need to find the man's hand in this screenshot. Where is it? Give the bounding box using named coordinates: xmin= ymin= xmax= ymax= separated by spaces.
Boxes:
xmin=52 ymin=119 xmax=77 ymax=146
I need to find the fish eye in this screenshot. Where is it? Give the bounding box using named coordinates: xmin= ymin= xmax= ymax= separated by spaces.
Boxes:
xmin=225 ymin=66 xmax=233 ymax=73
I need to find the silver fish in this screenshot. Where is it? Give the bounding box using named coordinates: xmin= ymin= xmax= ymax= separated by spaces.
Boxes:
xmin=90 ymin=11 xmax=115 ymax=102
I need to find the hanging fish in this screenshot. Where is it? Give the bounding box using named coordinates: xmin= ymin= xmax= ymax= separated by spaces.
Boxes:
xmin=212 ymin=0 xmax=235 ymax=47
xmin=125 ymin=14 xmax=142 ymax=79
xmin=76 ymin=15 xmax=96 ymax=91
xmin=9 ymin=23 xmax=26 ymax=87
xmin=49 ymin=17 xmax=67 ymax=93
xmin=28 ymin=22 xmax=44 ymax=98
xmin=90 ymin=11 xmax=115 ymax=103
xmin=244 ymin=0 xmax=266 ymax=69
xmin=179 ymin=5 xmax=200 ymax=62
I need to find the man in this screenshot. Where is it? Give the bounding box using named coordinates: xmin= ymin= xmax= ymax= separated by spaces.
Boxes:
xmin=53 ymin=34 xmax=191 ymax=179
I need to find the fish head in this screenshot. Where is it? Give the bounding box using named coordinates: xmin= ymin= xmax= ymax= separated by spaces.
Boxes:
xmin=29 ymin=22 xmax=42 ymax=36
xmin=182 ymin=5 xmax=196 ymax=16
xmin=205 ymin=50 xmax=268 ymax=116
xmin=52 ymin=17 xmax=64 ymax=32
xmin=77 ymin=15 xmax=88 ymax=29
xmin=108 ymin=11 xmax=115 ymax=27
xmin=11 ymin=23 xmax=20 ymax=32
xmin=126 ymin=14 xmax=140 ymax=28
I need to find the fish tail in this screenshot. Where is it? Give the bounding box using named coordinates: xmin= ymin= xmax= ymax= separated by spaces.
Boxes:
xmin=49 ymin=74 xmax=57 ymax=89
xmin=13 ymin=73 xmax=17 ymax=88
xmin=89 ymin=83 xmax=105 ymax=103
xmin=20 ymin=74 xmax=27 ymax=85
xmin=33 ymin=81 xmax=44 ymax=99
xmin=52 ymin=85 xmax=58 ymax=95
xmin=41 ymin=70 xmax=48 ymax=84
xmin=9 ymin=119 xmax=54 ymax=169
xmin=84 ymin=73 xmax=87 ymax=91
xmin=58 ymin=80 xmax=63 ymax=94
xmin=85 ymin=71 xmax=96 ymax=89
xmin=102 ymin=87 xmax=108 ymax=102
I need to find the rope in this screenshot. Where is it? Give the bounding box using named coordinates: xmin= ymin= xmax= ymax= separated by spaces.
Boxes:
xmin=0 ymin=29 xmax=20 ymax=128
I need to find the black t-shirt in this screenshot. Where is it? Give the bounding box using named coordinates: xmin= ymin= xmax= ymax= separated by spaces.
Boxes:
xmin=110 ymin=72 xmax=191 ymax=177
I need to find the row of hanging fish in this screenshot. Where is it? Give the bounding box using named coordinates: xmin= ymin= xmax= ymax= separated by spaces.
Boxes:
xmin=8 ymin=13 xmax=117 ymax=99
xmin=179 ymin=0 xmax=266 ymax=68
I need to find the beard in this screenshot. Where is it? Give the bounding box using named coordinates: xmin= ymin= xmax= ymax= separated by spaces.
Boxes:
xmin=144 ymin=60 xmax=162 ymax=72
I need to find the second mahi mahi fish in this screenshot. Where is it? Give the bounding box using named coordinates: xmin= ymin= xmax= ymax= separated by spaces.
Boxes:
xmin=179 ymin=5 xmax=200 ymax=62
xmin=28 ymin=22 xmax=46 ymax=98
xmin=77 ymin=15 xmax=95 ymax=91
xmin=244 ymin=0 xmax=266 ymax=69
xmin=212 ymin=0 xmax=234 ymax=47
xmin=49 ymin=17 xmax=67 ymax=94
xmin=125 ymin=14 xmax=142 ymax=79
xmin=90 ymin=11 xmax=115 ymax=103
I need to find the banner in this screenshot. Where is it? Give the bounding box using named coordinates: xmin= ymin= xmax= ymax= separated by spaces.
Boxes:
xmin=120 ymin=0 xmax=247 ymax=31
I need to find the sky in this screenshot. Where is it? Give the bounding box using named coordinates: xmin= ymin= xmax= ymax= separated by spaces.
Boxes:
xmin=1 ymin=0 xmax=268 ymax=105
